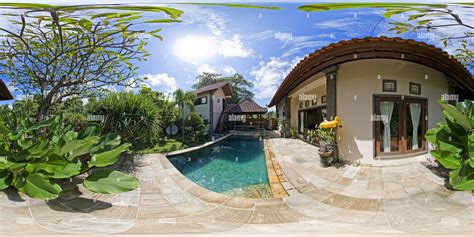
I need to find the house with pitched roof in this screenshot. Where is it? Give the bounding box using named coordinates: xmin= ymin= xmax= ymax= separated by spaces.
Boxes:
xmin=193 ymin=82 xmax=233 ymax=134
xmin=268 ymin=37 xmax=473 ymax=164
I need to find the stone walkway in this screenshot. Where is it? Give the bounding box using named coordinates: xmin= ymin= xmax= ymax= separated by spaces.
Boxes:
xmin=0 ymin=137 xmax=472 ymax=235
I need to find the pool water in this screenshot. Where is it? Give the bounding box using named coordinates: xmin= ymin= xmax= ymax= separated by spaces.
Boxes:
xmin=168 ymin=136 xmax=269 ymax=194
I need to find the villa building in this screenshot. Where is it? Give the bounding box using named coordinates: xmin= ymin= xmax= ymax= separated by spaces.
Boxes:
xmin=193 ymin=82 xmax=233 ymax=134
xmin=268 ymin=37 xmax=473 ymax=164
xmin=0 ymin=80 xmax=13 ymax=100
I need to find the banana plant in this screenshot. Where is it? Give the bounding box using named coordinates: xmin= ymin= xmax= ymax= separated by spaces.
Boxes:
xmin=425 ymin=99 xmax=474 ymax=190
xmin=0 ymin=114 xmax=139 ymax=200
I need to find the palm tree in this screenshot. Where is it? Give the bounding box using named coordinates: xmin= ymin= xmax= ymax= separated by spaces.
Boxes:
xmin=173 ymin=89 xmax=197 ymax=142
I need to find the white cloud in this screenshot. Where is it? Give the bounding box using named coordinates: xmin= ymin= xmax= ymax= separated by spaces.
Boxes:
xmin=197 ymin=64 xmax=217 ymax=74
xmin=141 ymin=73 xmax=178 ymax=94
xmin=250 ymin=57 xmax=301 ymax=100
xmin=217 ymin=34 xmax=253 ymax=58
xmin=172 ymin=34 xmax=252 ymax=64
xmin=197 ymin=64 xmax=236 ymax=76
xmin=223 ymin=66 xmax=236 ymax=75
xmin=173 ymin=8 xmax=253 ymax=63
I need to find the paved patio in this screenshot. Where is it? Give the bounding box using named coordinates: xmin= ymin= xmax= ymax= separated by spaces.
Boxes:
xmin=0 ymin=137 xmax=472 ymax=235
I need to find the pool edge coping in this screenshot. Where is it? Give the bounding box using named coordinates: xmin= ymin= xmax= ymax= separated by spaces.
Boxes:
xmin=263 ymin=138 xmax=290 ymax=198
xmin=166 ymin=134 xmax=233 ymax=157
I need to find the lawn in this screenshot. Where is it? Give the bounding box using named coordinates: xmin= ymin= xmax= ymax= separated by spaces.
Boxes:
xmin=131 ymin=135 xmax=207 ymax=154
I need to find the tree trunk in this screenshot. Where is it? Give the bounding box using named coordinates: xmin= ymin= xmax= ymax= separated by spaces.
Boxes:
xmin=36 ymin=102 xmax=50 ymax=122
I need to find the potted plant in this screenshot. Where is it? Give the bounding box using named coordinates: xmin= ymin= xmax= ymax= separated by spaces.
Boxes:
xmin=290 ymin=127 xmax=298 ymax=138
xmin=317 ymin=127 xmax=337 ymax=167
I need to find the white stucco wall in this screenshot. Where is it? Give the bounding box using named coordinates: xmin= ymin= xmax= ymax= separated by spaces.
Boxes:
xmin=212 ymin=88 xmax=226 ymax=132
xmin=195 ymin=92 xmax=210 ymax=120
xmin=336 ymin=59 xmax=449 ymax=163
xmin=194 ymin=92 xmax=210 ymax=133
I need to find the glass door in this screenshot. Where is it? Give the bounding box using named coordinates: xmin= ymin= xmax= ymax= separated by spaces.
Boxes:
xmin=374 ymin=95 xmax=427 ymax=157
xmin=375 ymin=97 xmax=401 ymax=155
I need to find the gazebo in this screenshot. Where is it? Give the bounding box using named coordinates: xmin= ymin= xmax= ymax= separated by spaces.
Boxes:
xmin=223 ymin=98 xmax=268 ymax=131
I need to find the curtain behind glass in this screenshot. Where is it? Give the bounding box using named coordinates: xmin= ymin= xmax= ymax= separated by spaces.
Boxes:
xmin=381 ymin=101 xmax=394 ymax=153
xmin=409 ymin=103 xmax=421 ymax=149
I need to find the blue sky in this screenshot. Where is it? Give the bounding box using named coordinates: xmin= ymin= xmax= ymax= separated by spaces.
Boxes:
xmin=1 ymin=1 xmax=473 ymax=107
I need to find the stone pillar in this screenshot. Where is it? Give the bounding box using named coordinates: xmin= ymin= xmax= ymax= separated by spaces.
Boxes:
xmin=284 ymin=96 xmax=291 ymax=131
xmin=324 ymin=66 xmax=338 ymax=120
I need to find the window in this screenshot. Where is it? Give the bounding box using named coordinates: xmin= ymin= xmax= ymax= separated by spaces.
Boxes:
xmin=409 ymin=82 xmax=421 ymax=95
xmin=321 ymin=95 xmax=327 ymax=104
xmin=217 ymin=99 xmax=221 ymax=103
xmin=194 ymin=96 xmax=207 ymax=105
xmin=312 ymin=99 xmax=317 ymax=106
xmin=382 ymin=80 xmax=397 ymax=92
xmin=299 ymin=102 xmax=303 ymax=109
xmin=305 ymin=101 xmax=310 ymax=107
xmin=374 ymin=95 xmax=427 ymax=157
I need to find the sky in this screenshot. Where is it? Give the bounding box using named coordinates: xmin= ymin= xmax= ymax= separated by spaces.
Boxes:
xmin=1 ymin=1 xmax=473 ymax=108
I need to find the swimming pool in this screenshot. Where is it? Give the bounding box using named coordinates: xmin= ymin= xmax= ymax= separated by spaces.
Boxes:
xmin=168 ymin=136 xmax=270 ymax=195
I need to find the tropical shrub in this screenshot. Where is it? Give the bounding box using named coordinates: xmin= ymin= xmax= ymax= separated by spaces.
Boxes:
xmin=425 ymin=99 xmax=473 ymax=190
xmin=89 ymin=92 xmax=162 ymax=144
xmin=184 ymin=112 xmax=207 ymax=143
xmin=306 ymin=129 xmax=319 ymax=144
xmin=290 ymin=127 xmax=298 ymax=138
xmin=184 ymin=112 xmax=205 ymax=130
xmin=277 ymin=117 xmax=286 ymax=132
xmin=0 ymin=113 xmax=139 ymax=200
xmin=139 ymin=86 xmax=179 ymax=131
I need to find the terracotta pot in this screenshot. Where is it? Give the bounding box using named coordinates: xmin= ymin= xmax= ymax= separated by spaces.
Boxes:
xmin=318 ymin=150 xmax=333 ymax=158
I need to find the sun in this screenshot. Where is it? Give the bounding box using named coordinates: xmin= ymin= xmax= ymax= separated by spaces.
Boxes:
xmin=172 ymin=35 xmax=216 ymax=63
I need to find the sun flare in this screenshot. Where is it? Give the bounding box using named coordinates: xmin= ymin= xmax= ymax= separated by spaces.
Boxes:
xmin=172 ymin=35 xmax=216 ymax=63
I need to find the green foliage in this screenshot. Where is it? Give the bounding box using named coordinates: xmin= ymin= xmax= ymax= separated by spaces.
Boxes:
xmin=139 ymin=85 xmax=179 ymax=131
xmin=306 ymin=129 xmax=318 ymax=144
xmin=0 ymin=113 xmax=138 ymax=200
xmin=83 ymin=170 xmax=139 ymax=194
xmin=193 ymin=73 xmax=254 ymax=104
xmin=290 ymin=127 xmax=297 ymax=138
xmin=277 ymin=117 xmax=287 ymax=132
xmin=184 ymin=112 xmax=207 ymax=143
xmin=184 ymin=112 xmax=205 ymax=130
xmin=88 ymin=92 xmax=162 ymax=144
xmin=425 ymin=100 xmax=474 ymax=190
xmin=0 ymin=4 xmax=184 ymax=121
xmin=317 ymin=127 xmax=337 ymax=153
xmin=298 ymin=3 xmax=445 ymax=12
xmin=174 ymin=89 xmax=197 ymax=141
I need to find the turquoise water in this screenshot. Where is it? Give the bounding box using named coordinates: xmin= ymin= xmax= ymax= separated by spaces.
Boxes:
xmin=168 ymin=136 xmax=269 ymax=193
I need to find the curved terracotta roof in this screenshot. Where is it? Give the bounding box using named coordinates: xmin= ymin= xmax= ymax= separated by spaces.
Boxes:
xmin=0 ymin=80 xmax=13 ymax=100
xmin=268 ymin=37 xmax=473 ymax=106
xmin=225 ymin=98 xmax=268 ymax=114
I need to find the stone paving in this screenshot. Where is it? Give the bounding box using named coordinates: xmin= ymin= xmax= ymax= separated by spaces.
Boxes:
xmin=0 ymin=137 xmax=472 ymax=235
